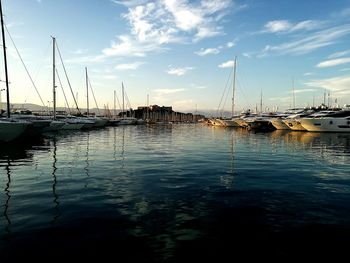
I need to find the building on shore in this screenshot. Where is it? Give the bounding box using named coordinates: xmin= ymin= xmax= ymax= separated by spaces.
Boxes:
xmin=128 ymin=104 xmax=204 ymax=123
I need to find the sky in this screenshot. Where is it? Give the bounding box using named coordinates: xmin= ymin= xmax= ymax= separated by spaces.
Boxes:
xmin=1 ymin=0 xmax=350 ymax=115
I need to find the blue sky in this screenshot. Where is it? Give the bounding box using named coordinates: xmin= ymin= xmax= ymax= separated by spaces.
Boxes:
xmin=1 ymin=0 xmax=350 ymax=114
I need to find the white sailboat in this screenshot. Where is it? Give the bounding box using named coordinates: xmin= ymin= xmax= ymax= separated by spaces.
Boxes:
xmin=118 ymin=82 xmax=137 ymax=125
xmin=0 ymin=1 xmax=30 ymax=142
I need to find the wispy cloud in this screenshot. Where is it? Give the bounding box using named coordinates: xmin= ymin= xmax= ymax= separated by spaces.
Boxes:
xmin=259 ymin=24 xmax=350 ymax=56
xmin=71 ymin=48 xmax=88 ymax=55
xmin=103 ymin=0 xmax=236 ymax=58
xmin=154 ymin=88 xmax=185 ymax=94
xmin=293 ymin=88 xmax=317 ymax=93
xmin=316 ymin=57 xmax=350 ymax=68
xmin=328 ymin=49 xmax=350 ymax=59
xmin=115 ymin=61 xmax=145 ymax=70
xmin=194 ymin=47 xmax=219 ymax=56
xmin=218 ymin=60 xmax=235 ymax=68
xmin=263 ymin=19 xmax=321 ymax=34
xmin=167 ymin=66 xmax=194 ymax=76
xmin=303 ymin=72 xmax=314 ymax=76
xmin=226 ymin=39 xmax=237 ymax=48
xmin=305 ymin=75 xmax=350 ymax=98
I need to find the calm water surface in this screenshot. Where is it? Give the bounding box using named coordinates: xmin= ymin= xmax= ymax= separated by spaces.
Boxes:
xmin=1 ymin=124 xmax=350 ymax=261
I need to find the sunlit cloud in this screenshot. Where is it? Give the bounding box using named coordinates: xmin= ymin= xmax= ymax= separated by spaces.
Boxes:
xmin=103 ymin=0 xmax=235 ymax=58
xmin=115 ymin=61 xmax=145 ymax=70
xmin=194 ymin=47 xmax=219 ymax=56
xmin=305 ymin=75 xmax=350 ymax=98
xmin=263 ymin=19 xmax=321 ymax=34
xmin=259 ymin=24 xmax=350 ymax=56
xmin=167 ymin=66 xmax=194 ymax=76
xmin=293 ymin=88 xmax=317 ymax=93
xmin=154 ymin=88 xmax=185 ymax=94
xmin=316 ymin=57 xmax=350 ymax=68
xmin=242 ymin=52 xmax=252 ymax=58
xmin=328 ymin=49 xmax=350 ymax=59
xmin=218 ymin=60 xmax=235 ymax=68
xmin=71 ymin=49 xmax=88 ymax=55
xmin=304 ymin=72 xmax=314 ymax=76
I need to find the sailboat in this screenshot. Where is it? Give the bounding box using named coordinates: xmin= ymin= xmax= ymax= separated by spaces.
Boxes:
xmin=83 ymin=67 xmax=108 ymax=127
xmin=221 ymin=56 xmax=241 ymax=127
xmin=42 ymin=36 xmax=65 ymax=132
xmin=0 ymin=0 xmax=30 ymax=142
xmin=118 ymin=82 xmax=137 ymax=125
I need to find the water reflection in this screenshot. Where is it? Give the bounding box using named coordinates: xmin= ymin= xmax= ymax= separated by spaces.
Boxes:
xmin=51 ymin=138 xmax=60 ymax=224
xmin=84 ymin=132 xmax=90 ymax=188
xmin=274 ymin=131 xmax=350 ymax=164
xmin=3 ymin=159 xmax=11 ymax=233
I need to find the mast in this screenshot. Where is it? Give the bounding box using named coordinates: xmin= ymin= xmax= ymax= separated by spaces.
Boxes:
xmin=122 ymin=82 xmax=125 ymax=118
xmin=85 ymin=67 xmax=89 ymax=116
xmin=114 ymin=90 xmax=116 ymax=117
xmin=292 ymin=77 xmax=295 ymax=109
xmin=52 ymin=36 xmax=56 ymax=119
xmin=260 ymin=89 xmax=263 ymax=114
xmin=147 ymin=94 xmax=149 ymax=120
xmin=232 ymin=56 xmax=237 ymax=117
xmin=0 ymin=0 xmax=10 ymax=118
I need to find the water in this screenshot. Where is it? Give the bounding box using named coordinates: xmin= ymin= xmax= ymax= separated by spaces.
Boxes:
xmin=1 ymin=125 xmax=350 ymax=261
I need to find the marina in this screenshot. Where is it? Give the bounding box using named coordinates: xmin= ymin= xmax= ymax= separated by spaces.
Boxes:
xmin=1 ymin=124 xmax=350 ymax=260
xmin=1 ymin=0 xmax=350 ymax=261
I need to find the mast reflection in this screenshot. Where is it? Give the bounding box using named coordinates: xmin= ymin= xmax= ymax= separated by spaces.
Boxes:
xmin=4 ymin=158 xmax=11 ymax=233
xmin=51 ymin=137 xmax=60 ymax=224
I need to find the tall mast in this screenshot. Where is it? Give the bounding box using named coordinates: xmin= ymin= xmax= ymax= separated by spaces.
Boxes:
xmin=260 ymin=89 xmax=263 ymax=114
xmin=85 ymin=67 xmax=89 ymax=116
xmin=52 ymin=36 xmax=56 ymax=119
xmin=147 ymin=94 xmax=149 ymax=120
xmin=114 ymin=90 xmax=116 ymax=117
xmin=122 ymin=82 xmax=125 ymax=118
xmin=292 ymin=77 xmax=295 ymax=109
xmin=232 ymin=56 xmax=237 ymax=117
xmin=0 ymin=0 xmax=10 ymax=118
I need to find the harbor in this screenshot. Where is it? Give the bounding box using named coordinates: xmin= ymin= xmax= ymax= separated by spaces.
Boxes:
xmin=1 ymin=0 xmax=350 ymax=261
xmin=1 ymin=124 xmax=350 ymax=261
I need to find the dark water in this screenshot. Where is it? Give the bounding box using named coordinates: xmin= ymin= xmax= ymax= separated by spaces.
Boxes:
xmin=1 ymin=125 xmax=350 ymax=261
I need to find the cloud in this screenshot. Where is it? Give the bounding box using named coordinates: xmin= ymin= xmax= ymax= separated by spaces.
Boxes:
xmin=102 ymin=35 xmax=166 ymax=57
xmin=226 ymin=39 xmax=237 ymax=48
xmin=154 ymin=88 xmax=185 ymax=94
xmin=167 ymin=66 xmax=194 ymax=76
xmin=103 ymin=0 xmax=235 ymax=58
xmin=259 ymin=24 xmax=350 ymax=56
xmin=218 ymin=60 xmax=235 ymax=68
xmin=194 ymin=47 xmax=219 ymax=56
xmin=115 ymin=61 xmax=145 ymax=70
xmin=303 ymin=72 xmax=314 ymax=76
xmin=316 ymin=57 xmax=350 ymax=68
xmin=110 ymin=0 xmax=148 ymax=7
xmin=242 ymin=52 xmax=252 ymax=58
xmin=71 ymin=48 xmax=88 ymax=55
xmin=305 ymin=75 xmax=350 ymax=98
xmin=328 ymin=49 xmax=350 ymax=59
xmin=293 ymin=88 xmax=317 ymax=93
xmin=263 ymin=19 xmax=321 ymax=34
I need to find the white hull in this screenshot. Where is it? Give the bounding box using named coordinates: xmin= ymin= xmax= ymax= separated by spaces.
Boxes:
xmin=270 ymin=118 xmax=290 ymax=130
xmin=282 ymin=119 xmax=306 ymax=131
xmin=299 ymin=117 xmax=350 ymax=132
xmin=221 ymin=119 xmax=239 ymax=127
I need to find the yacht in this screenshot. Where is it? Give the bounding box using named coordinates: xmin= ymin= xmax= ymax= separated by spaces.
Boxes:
xmin=299 ymin=110 xmax=350 ymax=132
